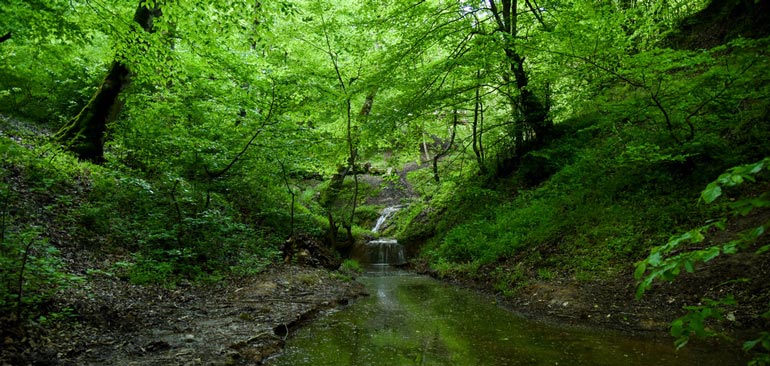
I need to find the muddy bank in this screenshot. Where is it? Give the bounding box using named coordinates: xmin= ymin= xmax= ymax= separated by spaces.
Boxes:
xmin=413 ymin=249 xmax=770 ymax=344
xmin=1 ymin=265 xmax=367 ymax=366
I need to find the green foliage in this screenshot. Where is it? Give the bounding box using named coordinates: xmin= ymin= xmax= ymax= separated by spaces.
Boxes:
xmin=536 ymin=268 xmax=555 ymax=281
xmin=432 ymin=259 xmax=481 ymax=280
xmin=492 ymin=265 xmax=528 ymax=298
xmin=1 ymin=3 xmax=769 ymax=362
xmin=0 ymin=227 xmax=76 ymax=318
xmin=353 ymin=205 xmax=383 ymax=231
xmin=635 ymin=157 xmax=770 ymax=298
xmin=127 ymin=253 xmax=176 ymax=286
xmin=340 ymin=259 xmax=363 ymax=274
xmin=745 ymin=318 xmax=770 ymax=366
xmin=670 ymin=296 xmax=736 ymax=349
xmin=0 ymin=214 xmax=81 ymax=320
xmin=0 ymin=134 xmax=86 ymax=320
xmin=635 ymin=157 xmax=769 ymax=363
xmin=0 ymin=1 xmax=110 ymax=125
xmin=420 ymin=111 xmax=707 ymax=276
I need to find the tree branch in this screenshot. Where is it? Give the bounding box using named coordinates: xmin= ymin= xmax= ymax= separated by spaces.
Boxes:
xmin=524 ymin=0 xmax=548 ymax=29
xmin=488 ymin=0 xmax=507 ymax=32
xmin=433 ymin=104 xmax=458 ymax=182
xmin=277 ymin=159 xmax=296 ymax=239
xmin=649 ymin=85 xmax=681 ymax=145
xmin=207 ymin=83 xmax=279 ymax=179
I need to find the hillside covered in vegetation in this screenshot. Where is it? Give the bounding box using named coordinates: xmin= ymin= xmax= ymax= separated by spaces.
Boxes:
xmin=1 ymin=0 xmax=769 ymax=364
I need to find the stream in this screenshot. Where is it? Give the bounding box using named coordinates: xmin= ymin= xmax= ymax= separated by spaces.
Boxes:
xmin=265 ymin=266 xmax=745 ymax=366
xmin=266 ymin=206 xmax=745 ymax=365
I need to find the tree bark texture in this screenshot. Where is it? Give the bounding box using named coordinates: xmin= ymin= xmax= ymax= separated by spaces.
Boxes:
xmin=472 ymin=74 xmax=487 ymax=174
xmin=55 ymin=2 xmax=159 ymax=163
xmin=433 ymin=110 xmax=458 ymax=182
xmin=489 ymin=0 xmax=552 ymax=154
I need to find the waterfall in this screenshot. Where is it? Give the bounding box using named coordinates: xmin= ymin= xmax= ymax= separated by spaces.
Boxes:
xmin=365 ymin=206 xmax=406 ymax=265
xmin=366 ymin=239 xmax=406 ymax=265
xmin=371 ymin=205 xmax=402 ymax=233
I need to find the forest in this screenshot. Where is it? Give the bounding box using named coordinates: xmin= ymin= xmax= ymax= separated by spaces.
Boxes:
xmin=1 ymin=0 xmax=769 ymax=364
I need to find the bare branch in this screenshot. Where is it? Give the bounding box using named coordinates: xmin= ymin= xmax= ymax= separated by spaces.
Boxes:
xmin=207 ymin=82 xmax=280 ymax=179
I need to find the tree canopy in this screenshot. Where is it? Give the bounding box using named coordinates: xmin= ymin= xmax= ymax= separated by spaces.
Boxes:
xmin=1 ymin=0 xmax=769 ymax=363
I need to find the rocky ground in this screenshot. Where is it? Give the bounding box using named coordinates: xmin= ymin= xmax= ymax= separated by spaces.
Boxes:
xmin=360 ymin=161 xmax=426 ymax=207
xmin=1 ymin=265 xmax=367 ymax=366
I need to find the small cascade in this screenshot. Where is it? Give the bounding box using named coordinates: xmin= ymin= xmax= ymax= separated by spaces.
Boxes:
xmin=364 ymin=206 xmax=406 ymax=266
xmin=366 ymin=238 xmax=406 ymax=265
xmin=371 ymin=205 xmax=402 ymax=233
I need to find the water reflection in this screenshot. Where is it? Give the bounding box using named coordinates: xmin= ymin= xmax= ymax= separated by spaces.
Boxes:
xmin=266 ymin=267 xmax=745 ymax=366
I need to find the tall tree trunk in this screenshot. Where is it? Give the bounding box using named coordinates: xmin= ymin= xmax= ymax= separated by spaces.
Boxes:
xmin=472 ymin=71 xmax=486 ymax=174
xmin=327 ymin=211 xmax=339 ymax=248
xmin=433 ymin=109 xmax=458 ymax=182
xmin=489 ymin=0 xmax=552 ymax=156
xmin=55 ymin=62 xmax=129 ymax=163
xmin=346 ymin=88 xmax=377 ymax=241
xmin=507 ymin=50 xmax=551 ymax=145
xmin=55 ymin=2 xmax=159 ymax=163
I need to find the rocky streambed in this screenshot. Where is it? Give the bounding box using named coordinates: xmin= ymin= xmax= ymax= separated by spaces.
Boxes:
xmin=1 ymin=265 xmax=366 ymax=366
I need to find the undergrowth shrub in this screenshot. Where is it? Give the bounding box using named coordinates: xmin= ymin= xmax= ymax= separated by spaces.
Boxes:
xmin=340 ymin=259 xmax=363 ymax=273
xmin=420 ymin=106 xmax=743 ymax=277
xmin=0 ymin=136 xmax=85 ymax=320
xmin=492 ymin=264 xmax=528 ymax=297
xmin=0 ymin=227 xmax=80 ymax=319
xmin=74 ymin=167 xmax=284 ymax=284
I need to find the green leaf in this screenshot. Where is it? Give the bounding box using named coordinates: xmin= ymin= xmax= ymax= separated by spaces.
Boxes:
xmin=701 ymin=246 xmax=721 ymax=262
xmin=684 ymin=260 xmax=694 ymax=273
xmin=671 ymin=318 xmax=685 ymax=337
xmin=744 ymin=339 xmax=761 ymax=351
xmin=688 ymin=229 xmax=705 ymax=243
xmin=722 ymin=241 xmax=739 ymax=255
xmin=636 ymin=275 xmax=655 ymax=299
xmin=674 ymin=337 xmax=690 ymax=350
xmin=701 ymin=183 xmax=722 ymax=203
xmin=748 ymin=225 xmax=766 ymax=240
xmin=647 ymin=252 xmax=663 ymax=267
xmin=634 ymin=262 xmax=647 ymax=279
xmin=747 ymin=161 xmax=765 ymax=174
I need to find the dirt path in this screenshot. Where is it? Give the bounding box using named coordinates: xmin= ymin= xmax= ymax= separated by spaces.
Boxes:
xmin=2 ymin=265 xmax=366 ymax=365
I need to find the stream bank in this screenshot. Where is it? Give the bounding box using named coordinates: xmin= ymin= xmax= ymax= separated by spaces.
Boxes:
xmin=1 ymin=265 xmax=366 ymax=365
xmin=410 ymin=246 xmax=770 ymax=345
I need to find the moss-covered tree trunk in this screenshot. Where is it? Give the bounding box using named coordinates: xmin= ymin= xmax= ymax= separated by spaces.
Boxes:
xmin=55 ymin=2 xmax=159 ymax=163
xmin=55 ymin=62 xmax=129 ymax=163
